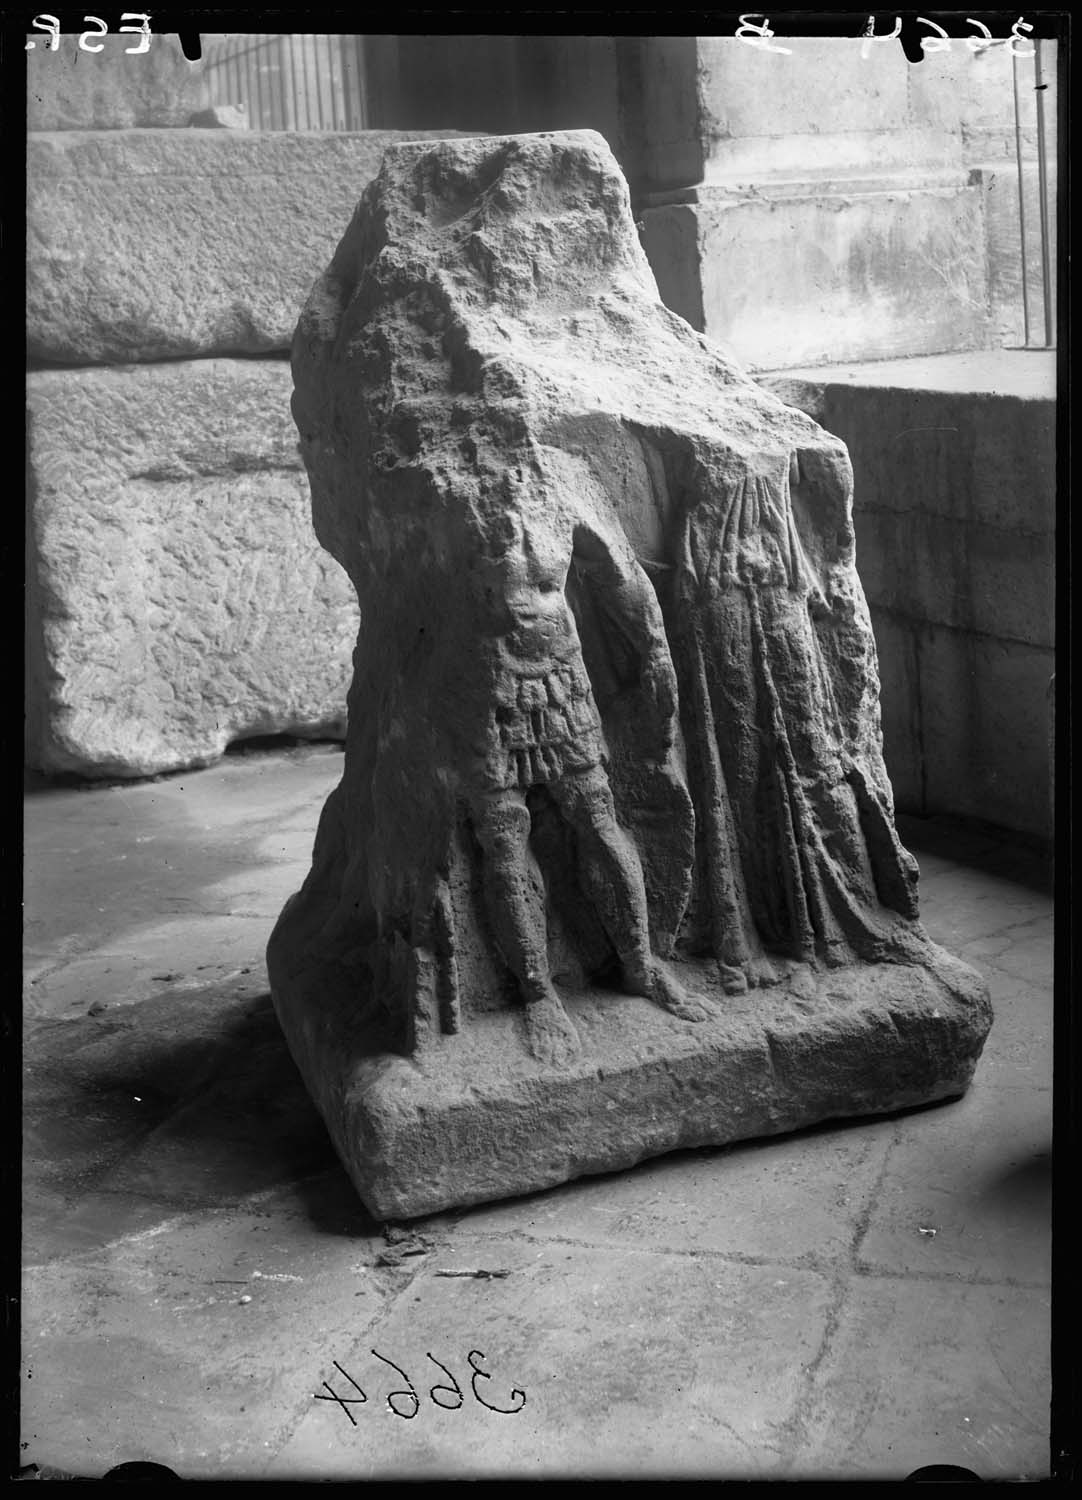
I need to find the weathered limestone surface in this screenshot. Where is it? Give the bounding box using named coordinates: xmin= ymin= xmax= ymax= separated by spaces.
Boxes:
xmin=27 ymin=361 xmax=359 ymax=779
xmin=269 ymin=131 xmax=992 ymax=1219
xmin=27 ymin=30 xmax=209 ymax=131
xmin=27 ymin=129 xmax=468 ymax=363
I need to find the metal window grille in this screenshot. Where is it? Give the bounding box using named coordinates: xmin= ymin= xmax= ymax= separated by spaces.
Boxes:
xmin=1011 ymin=38 xmax=1056 ymax=348
xmin=203 ymin=35 xmax=369 ymax=131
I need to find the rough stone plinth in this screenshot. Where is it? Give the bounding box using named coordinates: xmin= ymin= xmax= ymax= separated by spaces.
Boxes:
xmin=271 ymin=947 xmax=991 ymax=1220
xmin=27 ymin=30 xmax=209 ymax=131
xmin=269 ymin=130 xmax=992 ymax=1218
xmin=27 ymin=129 xmax=470 ymax=364
xmin=27 ymin=361 xmax=358 ymax=779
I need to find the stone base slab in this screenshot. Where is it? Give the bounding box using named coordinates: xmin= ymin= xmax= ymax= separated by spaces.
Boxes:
xmin=270 ymin=948 xmax=993 ymax=1220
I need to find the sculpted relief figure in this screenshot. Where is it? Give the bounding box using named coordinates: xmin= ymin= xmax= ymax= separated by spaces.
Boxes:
xmin=269 ymin=130 xmax=992 ymax=1219
xmin=463 ymin=509 xmax=731 ymax=1067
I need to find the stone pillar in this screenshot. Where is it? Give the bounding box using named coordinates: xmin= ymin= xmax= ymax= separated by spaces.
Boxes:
xmin=936 ymin=39 xmax=1059 ymax=348
xmin=637 ymin=38 xmax=993 ymax=370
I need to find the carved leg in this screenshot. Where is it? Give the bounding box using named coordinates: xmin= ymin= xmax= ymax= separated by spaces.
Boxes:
xmin=472 ymin=791 xmax=580 ymax=1067
xmin=550 ymin=768 xmax=716 ymax=1022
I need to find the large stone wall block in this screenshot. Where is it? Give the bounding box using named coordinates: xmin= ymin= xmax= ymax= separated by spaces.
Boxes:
xmin=697 ymin=37 xmax=912 ymax=147
xmin=27 ymin=129 xmax=471 ymax=364
xmin=854 ymin=508 xmax=1054 ymax=646
xmin=27 ymin=361 xmax=359 ymax=780
xmin=27 ymin=30 xmax=209 ymax=130
xmin=642 ymin=180 xmax=989 ymax=371
xmin=975 ymin=161 xmax=1059 ymax=349
xmin=870 ymin=611 xmax=1055 ymax=838
xmin=917 ymin=627 xmax=1054 ymax=836
xmin=693 ymin=39 xmax=964 ymax=183
xmin=269 ymin=130 xmax=992 ymax=1219
xmin=807 ymin=384 xmax=1056 ymax=534
xmin=635 ymin=38 xmax=960 ymax=194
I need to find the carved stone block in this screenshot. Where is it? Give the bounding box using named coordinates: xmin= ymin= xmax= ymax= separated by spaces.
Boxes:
xmin=27 ymin=129 xmax=469 ymax=363
xmin=268 ymin=130 xmax=992 ymax=1219
xmin=27 ymin=361 xmax=358 ymax=778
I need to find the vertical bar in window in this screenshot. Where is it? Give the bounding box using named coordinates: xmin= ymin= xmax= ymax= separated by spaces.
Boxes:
xmin=339 ymin=34 xmax=354 ymax=128
xmin=1034 ymin=39 xmax=1054 ymax=347
xmin=326 ymin=34 xmax=340 ymax=129
xmin=1011 ymin=47 xmax=1031 ymax=347
xmin=273 ymin=34 xmax=287 ymax=128
xmin=305 ymin=36 xmax=316 ymax=130
xmin=286 ymin=34 xmax=301 ymax=131
xmin=354 ymin=35 xmax=370 ymax=128
xmin=253 ymin=36 xmax=267 ymax=130
xmin=313 ymin=33 xmax=327 ymax=129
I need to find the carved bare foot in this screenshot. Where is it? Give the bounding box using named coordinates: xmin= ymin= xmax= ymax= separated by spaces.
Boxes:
xmin=523 ymin=986 xmax=581 ymax=1068
xmin=628 ymin=957 xmax=714 ymax=1023
xmin=717 ymin=962 xmax=749 ymax=995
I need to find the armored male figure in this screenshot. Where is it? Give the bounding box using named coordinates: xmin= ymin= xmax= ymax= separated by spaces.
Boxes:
xmin=461 ymin=512 xmax=718 ymax=1066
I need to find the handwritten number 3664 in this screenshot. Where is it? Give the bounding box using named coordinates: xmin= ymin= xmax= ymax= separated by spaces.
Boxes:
xmin=316 ymin=1349 xmax=526 ymax=1423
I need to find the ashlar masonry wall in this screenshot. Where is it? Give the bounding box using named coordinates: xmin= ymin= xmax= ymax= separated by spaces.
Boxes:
xmin=26 ymin=33 xmax=458 ymax=779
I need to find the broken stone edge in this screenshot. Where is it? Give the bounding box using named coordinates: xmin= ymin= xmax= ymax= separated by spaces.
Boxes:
xmin=269 ymin=944 xmax=993 ymax=1221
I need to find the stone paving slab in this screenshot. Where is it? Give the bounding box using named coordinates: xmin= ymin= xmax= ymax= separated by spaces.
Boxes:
xmin=24 ymin=927 xmax=271 ymax=1021
xmin=449 ymin=1112 xmax=897 ymax=1269
xmin=854 ymin=1083 xmax=1052 ymax=1285
xmin=24 ymin=746 xmax=344 ymax=996
xmin=963 ymin=972 xmax=1052 ymax=1091
xmin=791 ymin=1275 xmax=1051 ymax=1479
xmin=23 ymin=984 xmax=335 ymax=1244
xmin=267 ymin=1238 xmax=836 ymax=1479
xmin=767 ymin=350 xmax=1057 ymax=400
xmin=22 ymin=1202 xmax=394 ymax=1479
xmin=915 ymin=868 xmax=1052 ymax=951
xmin=21 ymin=759 xmax=1053 ymax=1480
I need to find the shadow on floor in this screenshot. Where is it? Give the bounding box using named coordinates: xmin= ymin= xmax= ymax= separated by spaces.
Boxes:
xmin=24 ymin=983 xmax=353 ymax=1245
xmin=897 ymin=812 xmax=1053 ymax=894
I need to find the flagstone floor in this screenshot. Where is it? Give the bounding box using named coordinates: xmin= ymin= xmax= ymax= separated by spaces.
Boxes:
xmin=21 ymin=743 xmax=1054 ymax=1481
